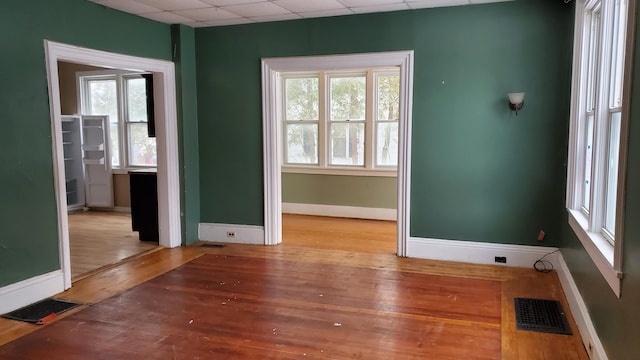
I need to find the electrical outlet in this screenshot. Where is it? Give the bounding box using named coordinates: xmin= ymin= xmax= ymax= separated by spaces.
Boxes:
xmin=494 ymin=256 xmax=507 ymax=264
xmin=226 ymin=231 xmax=236 ymax=238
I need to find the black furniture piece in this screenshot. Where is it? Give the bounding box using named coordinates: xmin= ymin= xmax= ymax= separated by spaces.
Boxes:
xmin=129 ymin=169 xmax=158 ymax=243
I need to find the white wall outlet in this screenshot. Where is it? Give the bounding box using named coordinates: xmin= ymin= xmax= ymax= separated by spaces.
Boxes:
xmin=226 ymin=231 xmax=236 ymax=238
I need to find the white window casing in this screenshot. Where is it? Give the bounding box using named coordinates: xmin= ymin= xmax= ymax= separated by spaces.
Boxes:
xmin=566 ymin=0 xmax=635 ymax=297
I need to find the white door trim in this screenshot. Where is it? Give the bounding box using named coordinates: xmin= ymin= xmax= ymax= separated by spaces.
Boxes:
xmin=44 ymin=40 xmax=181 ymax=290
xmin=261 ymin=51 xmax=414 ymax=254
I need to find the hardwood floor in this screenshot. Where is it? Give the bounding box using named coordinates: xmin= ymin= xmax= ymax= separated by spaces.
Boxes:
xmin=0 ymin=215 xmax=588 ymax=359
xmin=69 ymin=211 xmax=159 ymax=280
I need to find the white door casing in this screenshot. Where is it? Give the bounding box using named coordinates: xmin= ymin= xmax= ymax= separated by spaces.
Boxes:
xmin=44 ymin=40 xmax=181 ymax=289
xmin=261 ymin=51 xmax=414 ymax=255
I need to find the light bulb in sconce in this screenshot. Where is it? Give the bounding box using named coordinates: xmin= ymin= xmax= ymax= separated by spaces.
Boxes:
xmin=508 ymin=92 xmax=525 ymax=115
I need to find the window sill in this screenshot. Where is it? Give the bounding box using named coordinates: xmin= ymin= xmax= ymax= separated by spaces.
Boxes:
xmin=113 ymin=167 xmax=156 ymax=175
xmin=282 ymin=166 xmax=397 ymax=177
xmin=567 ymin=209 xmax=622 ymax=297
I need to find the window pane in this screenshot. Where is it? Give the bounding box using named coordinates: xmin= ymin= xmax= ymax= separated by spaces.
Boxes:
xmin=376 ymin=122 xmax=398 ymax=167
xmin=330 ymin=76 xmax=366 ymax=121
xmin=285 ymin=77 xmax=318 ymax=121
xmin=128 ymin=123 xmax=157 ymax=166
xmin=610 ymin=0 xmax=628 ymax=108
xmin=286 ymin=123 xmax=318 ymax=164
xmin=605 ymin=112 xmax=622 ymax=234
xmin=330 ymin=123 xmax=364 ymax=166
xmin=582 ymin=114 xmax=595 ymax=212
xmin=126 ymin=78 xmax=148 ymax=122
xmin=377 ymin=74 xmax=400 ymax=121
xmin=586 ymin=10 xmax=601 ymax=112
xmin=87 ymin=79 xmax=119 ymax=167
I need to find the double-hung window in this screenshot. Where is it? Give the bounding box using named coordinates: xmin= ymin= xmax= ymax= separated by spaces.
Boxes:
xmin=283 ymin=68 xmax=399 ymax=174
xmin=79 ymin=71 xmax=157 ymax=170
xmin=567 ymin=0 xmax=632 ymax=297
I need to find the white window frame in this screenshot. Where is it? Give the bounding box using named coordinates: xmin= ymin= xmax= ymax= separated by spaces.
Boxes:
xmin=281 ymin=68 xmax=400 ymax=177
xmin=566 ymin=0 xmax=635 ymax=297
xmin=78 ymin=70 xmax=156 ymax=172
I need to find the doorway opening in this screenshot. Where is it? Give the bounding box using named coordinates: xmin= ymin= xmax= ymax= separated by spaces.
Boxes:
xmin=45 ymin=41 xmax=181 ymax=289
xmin=261 ymin=51 xmax=414 ymax=255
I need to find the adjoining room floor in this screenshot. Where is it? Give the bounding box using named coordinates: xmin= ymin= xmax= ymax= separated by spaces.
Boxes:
xmin=69 ymin=211 xmax=159 ymax=281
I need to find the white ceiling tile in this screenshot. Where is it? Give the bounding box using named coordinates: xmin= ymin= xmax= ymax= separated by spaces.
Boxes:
xmin=139 ymin=11 xmax=195 ymax=23
xmin=94 ymin=0 xmax=161 ymax=14
xmin=298 ymin=8 xmax=354 ymax=18
xmin=206 ymin=18 xmax=255 ymax=26
xmin=274 ymin=0 xmax=344 ymax=13
xmin=174 ymin=7 xmax=240 ymax=21
xmin=201 ymin=0 xmax=265 ymax=6
xmin=249 ymin=13 xmax=302 ymax=23
xmin=189 ymin=17 xmax=254 ymax=27
xmin=338 ymin=0 xmax=404 ymax=7
xmin=136 ymin=0 xmax=211 ymax=11
xmin=90 ymin=0 xmax=512 ymax=27
xmin=469 ymin=0 xmax=512 ymax=3
xmin=351 ymin=3 xmax=409 ymax=14
xmin=407 ymin=0 xmax=468 ymax=8
xmin=222 ymin=2 xmax=290 ymax=17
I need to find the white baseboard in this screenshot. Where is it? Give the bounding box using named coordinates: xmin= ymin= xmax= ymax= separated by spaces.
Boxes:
xmin=555 ymin=253 xmax=607 ymax=360
xmin=0 ymin=270 xmax=65 ymax=314
xmin=199 ymin=223 xmax=265 ymax=245
xmin=282 ymin=202 xmax=396 ymax=221
xmin=406 ymin=236 xmax=559 ymax=268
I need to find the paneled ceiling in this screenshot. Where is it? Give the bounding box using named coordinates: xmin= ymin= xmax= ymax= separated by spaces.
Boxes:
xmin=88 ymin=0 xmax=512 ymax=27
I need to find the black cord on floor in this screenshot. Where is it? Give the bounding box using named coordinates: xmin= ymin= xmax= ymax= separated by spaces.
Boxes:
xmin=533 ymin=249 xmax=560 ymax=273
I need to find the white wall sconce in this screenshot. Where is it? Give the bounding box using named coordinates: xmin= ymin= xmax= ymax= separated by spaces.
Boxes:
xmin=508 ymin=92 xmax=525 ymax=115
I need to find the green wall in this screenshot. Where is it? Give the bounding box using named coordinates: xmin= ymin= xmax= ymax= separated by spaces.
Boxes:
xmin=172 ymin=25 xmax=201 ymax=245
xmin=0 ymin=0 xmax=172 ymax=287
xmin=282 ymin=173 xmax=397 ymax=209
xmin=559 ymin=5 xmax=640 ymax=359
xmin=196 ymin=0 xmax=573 ymax=246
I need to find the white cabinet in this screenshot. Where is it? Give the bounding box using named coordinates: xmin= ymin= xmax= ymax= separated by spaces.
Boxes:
xmin=61 ymin=115 xmax=113 ymax=211
xmin=81 ymin=115 xmax=113 ymax=208
xmin=61 ymin=116 xmax=85 ymax=211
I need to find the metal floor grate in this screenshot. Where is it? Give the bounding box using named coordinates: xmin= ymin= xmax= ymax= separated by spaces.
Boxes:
xmin=199 ymin=243 xmax=226 ymax=248
xmin=514 ymin=298 xmax=572 ymax=335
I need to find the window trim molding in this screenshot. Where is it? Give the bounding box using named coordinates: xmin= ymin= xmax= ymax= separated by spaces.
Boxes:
xmin=282 ymin=165 xmax=397 ymax=177
xmin=262 ymin=51 xmax=414 ymax=256
xmin=566 ymin=0 xmax=636 ymax=298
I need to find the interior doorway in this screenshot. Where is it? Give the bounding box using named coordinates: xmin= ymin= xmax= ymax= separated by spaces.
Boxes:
xmin=45 ymin=41 xmax=181 ymax=290
xmin=262 ymin=51 xmax=414 ymax=255
xmin=57 ymin=60 xmax=161 ymax=280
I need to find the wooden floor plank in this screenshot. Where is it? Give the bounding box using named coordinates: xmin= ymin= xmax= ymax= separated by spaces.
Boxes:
xmin=0 ymin=255 xmax=501 ymax=359
xmin=0 ymin=215 xmax=588 ymax=359
xmin=69 ymin=211 xmax=159 ymax=280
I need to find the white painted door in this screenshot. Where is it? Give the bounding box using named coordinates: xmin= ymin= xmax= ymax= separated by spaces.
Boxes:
xmin=81 ymin=115 xmax=113 ymax=207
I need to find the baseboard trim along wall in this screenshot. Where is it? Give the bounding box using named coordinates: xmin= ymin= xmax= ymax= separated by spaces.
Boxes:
xmin=407 ymin=236 xmax=605 ymax=360
xmin=198 ymin=223 xmax=265 ymax=245
xmin=0 ymin=270 xmax=65 ymax=314
xmin=282 ymin=202 xmax=397 ymax=221
xmin=555 ymin=253 xmax=608 ymax=360
xmin=407 ymin=236 xmax=559 ymax=268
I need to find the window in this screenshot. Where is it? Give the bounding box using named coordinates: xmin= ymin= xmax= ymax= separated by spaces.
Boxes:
xmin=282 ymin=68 xmax=399 ymax=174
xmin=79 ymin=71 xmax=157 ymax=169
xmin=566 ymin=0 xmax=631 ymax=297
